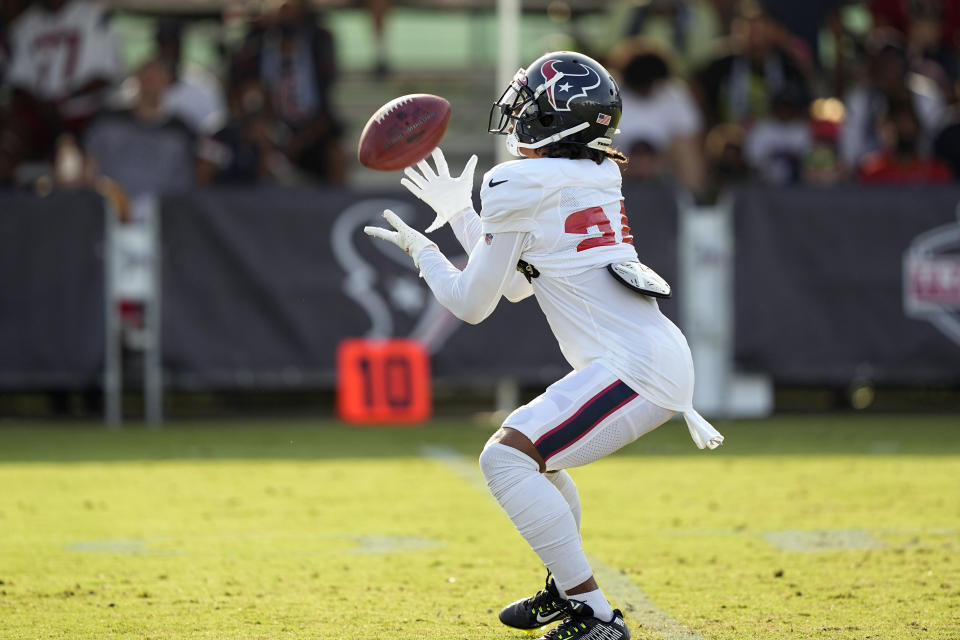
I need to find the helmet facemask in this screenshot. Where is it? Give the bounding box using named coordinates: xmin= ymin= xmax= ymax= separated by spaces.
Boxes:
xmin=488 ymin=69 xmax=538 ymax=135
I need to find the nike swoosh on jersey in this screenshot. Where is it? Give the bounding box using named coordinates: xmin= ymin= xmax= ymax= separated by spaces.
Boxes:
xmin=488 ymin=179 xmax=509 ymax=187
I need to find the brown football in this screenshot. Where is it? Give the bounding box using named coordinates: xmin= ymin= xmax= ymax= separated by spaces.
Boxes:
xmin=357 ymin=94 xmax=451 ymax=171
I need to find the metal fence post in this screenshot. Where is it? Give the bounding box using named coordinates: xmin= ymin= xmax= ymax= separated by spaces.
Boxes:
xmin=144 ymin=195 xmax=163 ymax=427
xmin=103 ymin=199 xmax=122 ymax=428
xmin=678 ymin=190 xmax=772 ymax=417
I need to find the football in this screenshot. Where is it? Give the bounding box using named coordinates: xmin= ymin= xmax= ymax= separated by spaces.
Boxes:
xmin=357 ymin=94 xmax=451 ymax=171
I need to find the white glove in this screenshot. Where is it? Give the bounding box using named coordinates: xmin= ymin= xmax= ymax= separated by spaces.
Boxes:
xmin=401 ymin=147 xmax=478 ymax=233
xmin=363 ymin=209 xmax=437 ymax=268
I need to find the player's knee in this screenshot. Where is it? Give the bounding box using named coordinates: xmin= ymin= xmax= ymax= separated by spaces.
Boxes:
xmin=479 ymin=442 xmax=538 ymax=498
xmin=477 ymin=442 xmax=505 ymax=481
xmin=479 ymin=442 xmax=537 ymax=476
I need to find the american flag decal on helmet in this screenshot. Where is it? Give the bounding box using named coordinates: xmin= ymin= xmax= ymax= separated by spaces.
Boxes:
xmin=596 ymin=113 xmax=611 ymax=125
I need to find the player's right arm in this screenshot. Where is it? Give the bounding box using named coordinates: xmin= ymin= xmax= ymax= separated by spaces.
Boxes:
xmin=448 ymin=208 xmax=483 ymax=253
xmin=454 ymin=227 xmax=534 ymax=302
xmin=401 ymin=148 xmax=477 ymax=234
xmin=363 ymin=210 xmax=527 ymax=324
xmin=406 ymin=151 xmax=535 ymax=302
xmin=477 ymin=162 xmax=540 ymax=302
xmin=416 ymin=230 xmax=528 ymax=324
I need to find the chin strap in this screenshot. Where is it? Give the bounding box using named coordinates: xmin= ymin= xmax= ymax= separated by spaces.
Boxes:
xmin=507 ymin=122 xmax=614 ymax=156
xmin=518 ymin=122 xmax=590 ymax=149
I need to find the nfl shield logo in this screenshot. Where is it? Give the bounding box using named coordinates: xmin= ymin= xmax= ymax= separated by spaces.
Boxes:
xmin=596 ymin=113 xmax=611 ymax=125
xmin=485 ymin=233 xmax=494 ymax=245
xmin=904 ymin=203 xmax=960 ymax=345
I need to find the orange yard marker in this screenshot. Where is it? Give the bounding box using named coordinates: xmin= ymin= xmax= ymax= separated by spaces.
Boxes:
xmin=336 ymin=339 xmax=431 ymax=424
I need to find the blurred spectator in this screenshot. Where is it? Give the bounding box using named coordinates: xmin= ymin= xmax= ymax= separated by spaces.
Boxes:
xmin=84 ymin=60 xmax=198 ymax=200
xmin=803 ymin=103 xmax=845 ymax=185
xmin=369 ymin=0 xmax=390 ymax=77
xmin=693 ymin=1 xmax=810 ymax=128
xmin=933 ymin=105 xmax=960 ymax=177
xmin=703 ymin=122 xmax=750 ymax=190
xmin=611 ymin=40 xmax=707 ymax=194
xmin=229 ymin=0 xmax=345 ymax=184
xmin=196 ymin=77 xmax=285 ymax=185
xmin=625 ymin=0 xmax=692 ymax=52
xmin=1 ymin=1 xmax=29 ymax=77
xmin=707 ymin=0 xmax=744 ymax=34
xmin=52 ymin=131 xmax=87 ymax=186
xmin=621 ymin=140 xmax=664 ymax=184
xmin=0 ymin=0 xmax=122 ymax=184
xmin=617 ymin=0 xmax=723 ymax=71
xmin=759 ymin=0 xmax=841 ymax=68
xmin=870 ymin=0 xmax=960 ymax=83
xmin=839 ymin=37 xmax=946 ymax=171
xmin=155 ymin=18 xmax=226 ymax=135
xmin=858 ymin=96 xmax=953 ymax=183
xmin=743 ymin=83 xmax=812 ymax=184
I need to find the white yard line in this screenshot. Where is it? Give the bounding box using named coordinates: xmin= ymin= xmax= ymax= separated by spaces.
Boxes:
xmin=762 ymin=529 xmax=885 ymax=552
xmin=421 ymin=445 xmax=710 ymax=640
xmin=590 ymin=565 xmax=711 ymax=640
xmin=66 ymin=534 xmax=441 ymax=556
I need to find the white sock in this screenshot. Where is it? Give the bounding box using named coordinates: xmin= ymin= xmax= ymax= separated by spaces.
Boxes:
xmin=478 ymin=443 xmax=594 ymax=590
xmin=570 ymin=588 xmax=614 ymax=622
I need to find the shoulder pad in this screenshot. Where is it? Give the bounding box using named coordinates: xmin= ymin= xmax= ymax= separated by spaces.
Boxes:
xmin=478 ymin=161 xmax=540 ymax=233
xmin=480 ymin=160 xmax=525 ymax=192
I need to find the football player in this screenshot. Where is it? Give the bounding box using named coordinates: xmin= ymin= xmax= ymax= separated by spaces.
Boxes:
xmin=365 ymin=51 xmax=723 ymax=640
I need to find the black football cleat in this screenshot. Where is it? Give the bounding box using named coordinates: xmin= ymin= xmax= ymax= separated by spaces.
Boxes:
xmin=537 ymin=601 xmax=631 ymax=640
xmin=499 ymin=572 xmax=569 ymax=629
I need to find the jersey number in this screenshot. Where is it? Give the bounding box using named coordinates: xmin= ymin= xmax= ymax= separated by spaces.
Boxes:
xmin=32 ymin=29 xmax=82 ymax=90
xmin=564 ymin=201 xmax=633 ymax=252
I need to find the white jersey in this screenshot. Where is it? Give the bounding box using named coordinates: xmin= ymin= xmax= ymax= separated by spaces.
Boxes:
xmin=478 ymin=157 xmax=695 ymax=413
xmin=6 ymin=0 xmax=122 ymax=102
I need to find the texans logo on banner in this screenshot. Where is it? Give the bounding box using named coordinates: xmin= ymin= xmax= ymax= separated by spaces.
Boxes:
xmin=903 ymin=202 xmax=960 ymax=344
xmin=540 ymin=59 xmax=601 ymax=112
xmin=330 ymin=199 xmax=466 ymax=352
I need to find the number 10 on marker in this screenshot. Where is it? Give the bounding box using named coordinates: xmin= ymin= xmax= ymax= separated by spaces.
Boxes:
xmin=336 ymin=339 xmax=432 ymax=424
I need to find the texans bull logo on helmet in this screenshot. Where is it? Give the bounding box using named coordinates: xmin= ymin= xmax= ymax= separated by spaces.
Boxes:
xmin=540 ymin=59 xmax=602 ymax=112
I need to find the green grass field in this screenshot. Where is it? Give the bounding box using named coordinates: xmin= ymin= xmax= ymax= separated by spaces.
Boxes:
xmin=1 ymin=415 xmax=958 ymax=639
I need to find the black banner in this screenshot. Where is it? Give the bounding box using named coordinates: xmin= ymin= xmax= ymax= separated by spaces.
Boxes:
xmin=0 ymin=191 xmax=106 ymax=389
xmin=160 ymin=183 xmax=679 ymax=389
xmin=733 ymin=185 xmax=960 ymax=385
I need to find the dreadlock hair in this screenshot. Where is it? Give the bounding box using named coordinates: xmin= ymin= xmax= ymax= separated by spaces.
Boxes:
xmin=540 ymin=141 xmax=628 ymax=165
